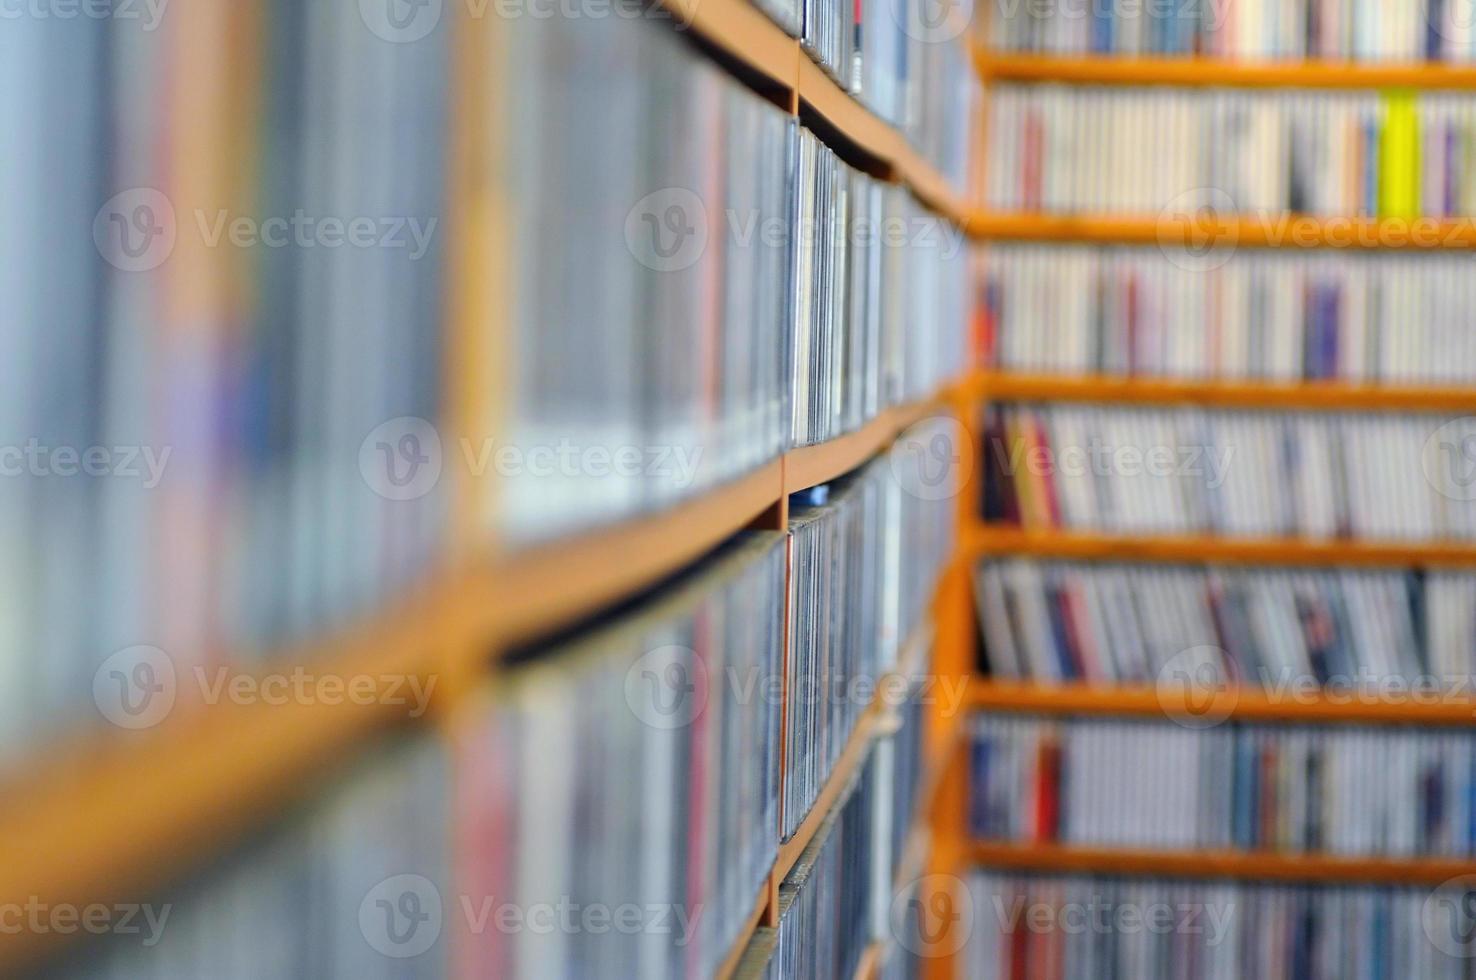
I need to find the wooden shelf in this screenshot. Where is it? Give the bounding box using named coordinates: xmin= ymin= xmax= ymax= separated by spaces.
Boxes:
xmin=969 ymin=842 xmax=1476 ymax=885
xmin=469 ymin=457 xmax=784 ymax=650
xmin=717 ymin=874 xmax=775 ymax=980
xmin=975 ymin=51 xmax=1476 ymax=90
xmin=968 ymin=211 xmax=1476 ymax=249
xmin=795 ymin=55 xmax=973 ymax=227
xmin=971 ymin=680 xmax=1476 ymax=727
xmin=965 ymin=526 xmax=1476 ymax=569
xmin=0 ymin=393 xmax=963 ymax=975
xmin=0 ymin=611 xmax=438 ymax=972
xmin=668 ymin=0 xmax=797 ymax=93
xmin=778 ymin=705 xmax=880 ymax=879
xmin=656 ymin=0 xmax=974 ymax=229
xmin=971 ymin=373 xmax=1476 ymax=414
xmin=786 ymin=402 xmax=938 ymax=496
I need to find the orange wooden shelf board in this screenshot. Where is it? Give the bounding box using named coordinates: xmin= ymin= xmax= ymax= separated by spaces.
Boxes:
xmin=969 ymin=841 xmax=1476 ymax=885
xmin=717 ymin=874 xmax=774 ymax=980
xmin=965 ymin=526 xmax=1476 ymax=569
xmin=0 ymin=606 xmax=439 ymax=973
xmin=971 ymin=680 xmax=1476 ymax=726
xmin=972 ymin=372 xmax=1476 ymax=413
xmin=975 ymin=51 xmax=1476 ymax=90
xmin=968 ymin=211 xmax=1476 ymax=249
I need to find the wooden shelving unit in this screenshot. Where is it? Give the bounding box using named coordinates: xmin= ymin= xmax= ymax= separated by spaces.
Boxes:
xmin=660 ymin=0 xmax=974 ymax=229
xmin=975 ymin=51 xmax=1476 ymax=90
xmin=0 ymin=387 xmax=960 ymax=975
xmin=970 ymin=842 xmax=1476 ymax=886
xmin=971 ymin=372 xmax=1476 ymax=413
xmin=956 ymin=31 xmax=1476 ymax=979
xmin=971 ymin=680 xmax=1476 ymax=727
xmin=965 ymin=526 xmax=1476 ymax=569
xmin=967 ymin=210 xmax=1476 ymax=249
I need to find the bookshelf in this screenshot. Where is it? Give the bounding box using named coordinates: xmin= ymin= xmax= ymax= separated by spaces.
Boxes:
xmin=652 ymin=0 xmax=974 ymax=230
xmin=0 ymin=396 xmax=965 ymax=973
xmin=968 ymin=843 xmax=1476 ymax=887
xmin=1 ymin=0 xmax=979 ymax=956
xmin=957 ymin=29 xmax=1476 ymax=972
xmin=974 ymin=51 xmax=1476 ymax=90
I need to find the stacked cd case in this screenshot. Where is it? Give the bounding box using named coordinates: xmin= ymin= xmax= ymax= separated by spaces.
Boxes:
xmin=765 ymin=753 xmax=879 ymax=980
xmin=979 ymin=403 xmax=1476 ymax=542
xmin=1 ymin=0 xmax=450 ymax=769
xmin=786 ymin=132 xmax=969 ymax=449
xmin=455 ymin=533 xmax=787 ymax=980
xmin=972 ymin=714 xmax=1476 ymax=858
xmin=975 ymin=558 xmax=1476 ymax=687
xmin=60 ymin=737 xmax=450 ymax=979
xmin=784 ymin=453 xmax=955 ymax=839
xmin=495 ymin=12 xmax=791 ymax=544
xmin=965 ymin=871 xmax=1476 ymax=979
